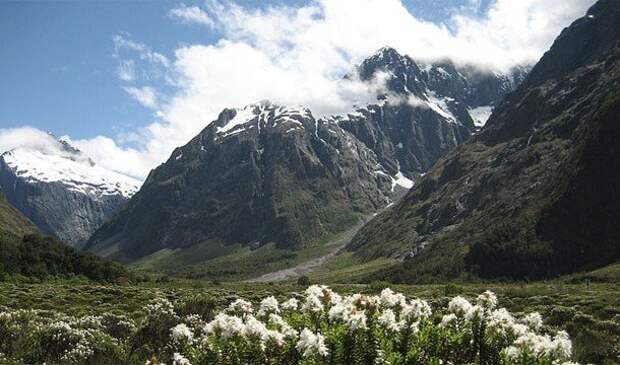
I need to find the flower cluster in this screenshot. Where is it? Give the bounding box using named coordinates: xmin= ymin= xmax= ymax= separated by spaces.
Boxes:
xmin=166 ymin=286 xmax=579 ymax=365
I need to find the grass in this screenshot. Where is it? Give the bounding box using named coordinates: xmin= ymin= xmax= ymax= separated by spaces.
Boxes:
xmin=130 ymin=224 xmax=363 ymax=282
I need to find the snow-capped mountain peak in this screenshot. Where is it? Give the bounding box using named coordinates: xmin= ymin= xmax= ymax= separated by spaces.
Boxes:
xmin=1 ymin=137 xmax=140 ymax=199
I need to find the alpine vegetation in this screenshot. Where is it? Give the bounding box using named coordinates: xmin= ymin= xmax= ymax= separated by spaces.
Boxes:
xmin=164 ymin=286 xmax=576 ymax=365
xmin=0 ymin=286 xmax=578 ymax=365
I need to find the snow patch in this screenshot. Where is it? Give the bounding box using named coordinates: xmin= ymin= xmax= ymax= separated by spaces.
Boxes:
xmin=393 ymin=171 xmax=414 ymax=190
xmin=468 ymin=105 xmax=494 ymax=127
xmin=424 ymin=91 xmax=457 ymax=123
xmin=2 ymin=148 xmax=140 ymax=198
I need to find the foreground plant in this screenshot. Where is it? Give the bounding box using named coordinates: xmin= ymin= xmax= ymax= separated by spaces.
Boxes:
xmin=164 ymin=286 xmax=578 ymax=365
xmin=0 ymin=286 xmax=580 ymax=365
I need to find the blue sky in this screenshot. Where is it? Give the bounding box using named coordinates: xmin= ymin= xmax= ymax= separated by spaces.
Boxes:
xmin=0 ymin=0 xmax=592 ymax=179
xmin=0 ymin=0 xmax=491 ymax=140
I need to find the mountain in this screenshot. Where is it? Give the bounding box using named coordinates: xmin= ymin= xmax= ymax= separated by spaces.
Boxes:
xmin=0 ymin=188 xmax=37 ymax=236
xmin=0 ymin=135 xmax=140 ymax=247
xmin=347 ymin=0 xmax=620 ymax=282
xmin=86 ymin=49 xmax=526 ymax=275
xmin=337 ymin=48 xmax=529 ymax=178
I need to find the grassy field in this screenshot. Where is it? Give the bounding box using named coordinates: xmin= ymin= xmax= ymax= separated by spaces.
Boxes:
xmin=1 ymin=275 xmax=619 ymax=363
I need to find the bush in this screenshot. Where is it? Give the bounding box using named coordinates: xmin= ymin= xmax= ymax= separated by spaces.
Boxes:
xmin=297 ymin=275 xmax=310 ymax=287
xmin=0 ymin=229 xmax=128 ymax=283
xmin=0 ymin=286 xmax=584 ymax=365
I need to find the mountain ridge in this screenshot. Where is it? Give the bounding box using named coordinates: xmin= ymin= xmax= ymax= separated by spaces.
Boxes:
xmin=85 ymin=47 xmax=527 ymax=277
xmin=346 ymin=0 xmax=620 ymax=282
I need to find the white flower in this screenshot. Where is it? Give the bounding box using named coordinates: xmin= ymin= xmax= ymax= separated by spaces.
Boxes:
xmin=346 ymin=311 xmax=367 ymax=330
xmin=296 ymin=328 xmax=328 ymax=357
xmin=328 ymin=303 xmax=346 ymax=321
xmin=510 ymin=329 xmax=572 ymax=360
xmin=243 ymin=315 xmax=269 ymax=339
xmin=551 ymin=330 xmax=572 ymax=360
xmin=487 ymin=308 xmax=515 ymax=333
xmin=281 ymin=298 xmax=299 ymax=311
xmin=477 ymin=291 xmax=498 ymax=310
xmin=378 ymin=309 xmax=403 ymax=331
xmin=172 ymin=353 xmax=191 ymax=365
xmin=448 ymin=296 xmax=473 ymax=315
xmin=440 ymin=313 xmax=457 ymax=328
xmin=379 ymin=288 xmax=400 ymax=308
xmin=269 ymin=314 xmax=298 ymax=339
xmin=257 ymin=296 xmax=280 ymax=317
xmin=522 ymin=312 xmax=543 ymax=330
xmin=302 ymin=293 xmax=324 ymax=314
xmin=204 ymin=313 xmax=244 ymax=338
xmin=402 ymin=299 xmax=432 ymax=322
xmin=227 ymin=299 xmax=253 ymax=315
xmin=465 ymin=305 xmax=483 ymax=322
xmin=171 ymin=323 xmax=193 ymax=344
xmin=503 ymin=346 xmax=520 ymax=360
xmin=305 ymin=285 xmax=326 ymax=297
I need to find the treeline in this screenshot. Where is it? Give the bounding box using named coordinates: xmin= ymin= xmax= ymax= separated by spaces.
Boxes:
xmin=0 ymin=228 xmax=129 ymax=282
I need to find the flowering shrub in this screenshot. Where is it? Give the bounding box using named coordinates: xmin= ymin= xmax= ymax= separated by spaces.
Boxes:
xmin=0 ymin=287 xmax=581 ymax=365
xmin=166 ymin=286 xmax=578 ymax=365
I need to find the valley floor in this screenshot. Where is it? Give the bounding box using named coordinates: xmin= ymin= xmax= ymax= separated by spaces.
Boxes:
xmin=1 ymin=277 xmax=619 ymax=363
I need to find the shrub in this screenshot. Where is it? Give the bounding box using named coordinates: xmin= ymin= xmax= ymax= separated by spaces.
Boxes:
xmin=297 ymin=275 xmax=311 ymax=287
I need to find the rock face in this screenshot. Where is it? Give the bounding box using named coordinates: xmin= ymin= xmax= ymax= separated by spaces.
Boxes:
xmin=87 ymin=103 xmax=396 ymax=260
xmin=0 ymin=137 xmax=140 ymax=247
xmin=348 ymin=0 xmax=620 ymax=282
xmin=86 ymin=49 xmax=526 ymax=265
xmin=337 ymin=47 xmax=528 ymax=179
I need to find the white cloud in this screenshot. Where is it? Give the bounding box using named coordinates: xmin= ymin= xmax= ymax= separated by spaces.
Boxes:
xmin=64 ymin=135 xmax=154 ymax=180
xmin=122 ymin=86 xmax=158 ymax=109
xmin=117 ymin=59 xmax=136 ymax=82
xmin=45 ymin=0 xmax=595 ymax=181
xmin=169 ymin=4 xmax=215 ymax=27
xmin=0 ymin=127 xmax=62 ymax=156
xmin=0 ymin=127 xmax=150 ymax=180
xmin=113 ymin=35 xmax=170 ymax=67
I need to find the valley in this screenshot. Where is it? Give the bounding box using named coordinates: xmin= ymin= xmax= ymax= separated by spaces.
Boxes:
xmin=1 ymin=0 xmax=619 ymax=364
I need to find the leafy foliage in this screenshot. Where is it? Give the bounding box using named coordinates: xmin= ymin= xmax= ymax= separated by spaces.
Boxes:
xmin=0 ymin=229 xmax=128 ymax=283
xmin=0 ymin=286 xmax=583 ymax=365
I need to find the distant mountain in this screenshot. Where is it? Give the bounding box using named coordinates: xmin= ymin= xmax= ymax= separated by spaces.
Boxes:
xmin=348 ymin=0 xmax=620 ymax=282
xmin=86 ymin=48 xmax=526 ymax=273
xmin=338 ymin=47 xmax=529 ymax=178
xmin=0 ymin=188 xmax=37 ymax=236
xmin=0 ymin=135 xmax=140 ymax=246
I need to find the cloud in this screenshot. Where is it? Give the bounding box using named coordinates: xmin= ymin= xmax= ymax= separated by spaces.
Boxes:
xmin=122 ymin=86 xmax=158 ymax=109
xmin=117 ymin=60 xmax=136 ymax=82
xmin=63 ymin=135 xmax=154 ymax=180
xmin=113 ymin=35 xmax=170 ymax=67
xmin=169 ymin=4 xmax=215 ymax=27
xmin=0 ymin=127 xmax=149 ymax=180
xmin=0 ymin=127 xmax=62 ymax=156
xmin=53 ymin=0 xmax=595 ymax=181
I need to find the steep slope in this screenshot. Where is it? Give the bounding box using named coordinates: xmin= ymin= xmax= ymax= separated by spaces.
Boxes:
xmin=86 ymin=49 xmax=526 ymax=273
xmin=348 ymin=0 xmax=620 ymax=282
xmin=338 ymin=48 xmax=528 ymax=179
xmin=88 ymin=103 xmax=395 ymax=262
xmin=0 ymin=136 xmax=140 ymax=246
xmin=0 ymin=189 xmax=37 ymax=236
